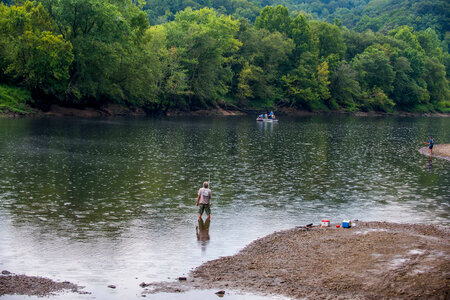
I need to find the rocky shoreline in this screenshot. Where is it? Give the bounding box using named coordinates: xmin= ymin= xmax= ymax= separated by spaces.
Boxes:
xmin=185 ymin=221 xmax=449 ymax=299
xmin=0 ymin=271 xmax=88 ymax=297
xmin=2 ymin=222 xmax=449 ymax=299
xmin=139 ymin=221 xmax=449 ymax=299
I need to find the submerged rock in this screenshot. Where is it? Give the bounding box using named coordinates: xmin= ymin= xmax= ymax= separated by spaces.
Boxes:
xmin=215 ymin=290 xmax=226 ymax=297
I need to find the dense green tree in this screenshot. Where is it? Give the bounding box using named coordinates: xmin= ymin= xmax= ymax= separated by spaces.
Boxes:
xmin=329 ymin=62 xmax=361 ymax=110
xmin=311 ymin=21 xmax=346 ymax=59
xmin=40 ymin=0 xmax=153 ymax=105
xmin=388 ymin=26 xmax=422 ymax=51
xmin=416 ymin=28 xmax=441 ymax=57
xmin=231 ymin=19 xmax=294 ymax=107
xmin=342 ymin=30 xmax=377 ymax=61
xmin=159 ymin=44 xmax=191 ymax=110
xmin=352 ymin=45 xmax=395 ymax=94
xmin=236 ymin=28 xmax=294 ymax=106
xmin=254 ymin=5 xmax=291 ymax=36
xmin=236 ymin=61 xmax=262 ymax=105
xmin=291 ymin=13 xmax=315 ymax=57
xmin=163 ymin=8 xmax=241 ymax=108
xmin=391 ymin=56 xmax=428 ymax=110
xmin=7 ymin=30 xmax=73 ymax=95
xmin=423 ymin=56 xmax=450 ymax=107
xmin=282 ymin=51 xmax=328 ymax=110
xmin=0 ymin=1 xmax=73 ymax=96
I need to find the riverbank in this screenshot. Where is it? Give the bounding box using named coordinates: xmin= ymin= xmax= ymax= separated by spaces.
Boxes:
xmin=0 ymin=104 xmax=245 ymax=118
xmin=138 ymin=222 xmax=450 ymax=299
xmin=419 ymin=144 xmax=450 ymax=161
xmin=184 ymin=221 xmax=449 ymax=299
xmin=1 ymin=103 xmax=449 ymax=118
xmin=1 ymin=222 xmax=448 ymax=298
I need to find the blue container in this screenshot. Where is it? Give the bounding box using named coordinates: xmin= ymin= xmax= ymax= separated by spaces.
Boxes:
xmin=342 ymin=220 xmax=352 ymax=228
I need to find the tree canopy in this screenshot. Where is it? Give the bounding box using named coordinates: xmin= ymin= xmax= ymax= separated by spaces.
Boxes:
xmin=0 ymin=0 xmax=448 ymax=114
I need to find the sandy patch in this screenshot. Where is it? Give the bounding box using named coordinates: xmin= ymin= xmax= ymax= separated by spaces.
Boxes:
xmin=419 ymin=144 xmax=450 ymax=161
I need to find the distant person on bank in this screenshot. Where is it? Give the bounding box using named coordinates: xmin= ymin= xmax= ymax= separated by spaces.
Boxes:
xmin=197 ymin=181 xmax=212 ymax=220
xmin=423 ymin=136 xmax=434 ymax=156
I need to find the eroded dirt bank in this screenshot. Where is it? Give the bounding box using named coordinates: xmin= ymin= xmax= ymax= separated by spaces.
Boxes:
xmin=187 ymin=222 xmax=449 ymax=299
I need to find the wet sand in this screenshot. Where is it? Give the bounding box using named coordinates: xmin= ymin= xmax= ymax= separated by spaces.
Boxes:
xmin=419 ymin=144 xmax=450 ymax=161
xmin=188 ymin=222 xmax=449 ymax=299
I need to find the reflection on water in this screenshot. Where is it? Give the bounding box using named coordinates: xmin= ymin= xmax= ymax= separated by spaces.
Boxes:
xmin=196 ymin=218 xmax=210 ymax=252
xmin=0 ymin=116 xmax=449 ymax=299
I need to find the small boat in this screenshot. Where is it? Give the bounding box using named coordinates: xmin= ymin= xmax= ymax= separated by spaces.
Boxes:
xmin=257 ymin=117 xmax=278 ymax=122
xmin=263 ymin=118 xmax=278 ymax=122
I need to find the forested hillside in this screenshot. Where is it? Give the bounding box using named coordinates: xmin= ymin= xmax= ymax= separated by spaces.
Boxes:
xmin=273 ymin=0 xmax=449 ymax=38
xmin=138 ymin=0 xmax=450 ymax=41
xmin=0 ymin=0 xmax=448 ymax=114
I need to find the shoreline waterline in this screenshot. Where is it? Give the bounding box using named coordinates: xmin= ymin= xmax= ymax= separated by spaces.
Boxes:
xmin=2 ymin=221 xmax=448 ymax=299
xmin=186 ymin=221 xmax=449 ymax=299
xmin=1 ymin=104 xmax=450 ymax=118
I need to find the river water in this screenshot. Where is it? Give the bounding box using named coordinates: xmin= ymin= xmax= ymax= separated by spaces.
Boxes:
xmin=0 ymin=115 xmax=449 ymax=299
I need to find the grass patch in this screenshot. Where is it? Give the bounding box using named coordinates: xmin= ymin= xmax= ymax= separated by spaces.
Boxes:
xmin=0 ymin=85 xmax=34 ymax=114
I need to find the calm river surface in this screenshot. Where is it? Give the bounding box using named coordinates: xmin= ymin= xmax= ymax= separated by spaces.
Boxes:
xmin=0 ymin=115 xmax=449 ymax=299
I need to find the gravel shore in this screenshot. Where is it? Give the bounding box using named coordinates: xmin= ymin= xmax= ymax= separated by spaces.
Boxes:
xmin=188 ymin=221 xmax=449 ymax=299
xmin=2 ymin=222 xmax=449 ymax=299
xmin=0 ymin=272 xmax=87 ymax=297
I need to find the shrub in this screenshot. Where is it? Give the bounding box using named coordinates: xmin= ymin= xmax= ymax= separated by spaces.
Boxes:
xmin=0 ymin=85 xmax=33 ymax=114
xmin=435 ymin=101 xmax=450 ymax=113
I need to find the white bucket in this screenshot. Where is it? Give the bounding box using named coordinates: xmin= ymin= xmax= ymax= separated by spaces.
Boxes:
xmin=321 ymin=219 xmax=330 ymax=227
